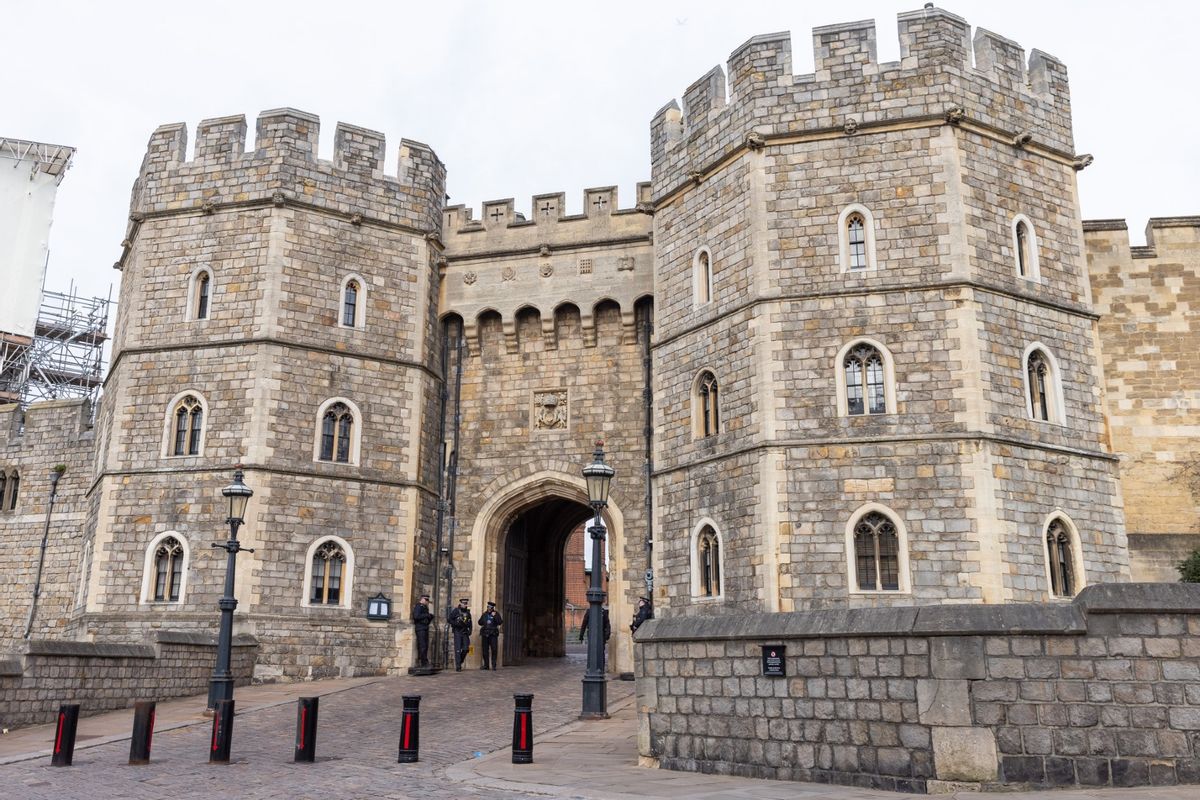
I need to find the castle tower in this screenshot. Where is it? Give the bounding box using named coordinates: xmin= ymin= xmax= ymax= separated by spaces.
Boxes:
xmin=649 ymin=7 xmax=1129 ymax=613
xmin=438 ymin=186 xmax=654 ymax=674
xmin=80 ymin=110 xmax=445 ymax=678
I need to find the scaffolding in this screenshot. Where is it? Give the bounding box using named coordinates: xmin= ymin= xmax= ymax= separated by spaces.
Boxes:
xmin=0 ymin=285 xmax=110 ymax=407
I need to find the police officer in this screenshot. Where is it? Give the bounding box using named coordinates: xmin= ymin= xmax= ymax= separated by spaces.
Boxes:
xmin=448 ymin=597 xmax=472 ymax=671
xmin=631 ymin=596 xmax=653 ymax=634
xmin=477 ymin=601 xmax=503 ymax=670
xmin=412 ymin=593 xmax=433 ymax=667
xmin=579 ymin=603 xmax=611 ymax=644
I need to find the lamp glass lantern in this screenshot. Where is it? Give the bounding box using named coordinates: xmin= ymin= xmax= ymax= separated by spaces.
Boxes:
xmin=582 ymin=443 xmax=614 ymax=507
xmin=221 ymin=468 xmax=253 ymax=524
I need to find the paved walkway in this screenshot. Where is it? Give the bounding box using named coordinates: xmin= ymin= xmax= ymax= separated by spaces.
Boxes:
xmin=0 ymin=657 xmax=1195 ymax=799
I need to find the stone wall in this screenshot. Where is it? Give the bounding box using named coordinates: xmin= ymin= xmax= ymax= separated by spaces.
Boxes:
xmin=0 ymin=631 xmax=257 ymax=729
xmin=1087 ymin=217 xmax=1200 ymax=581
xmin=634 ymin=583 xmax=1200 ymax=792
xmin=0 ymin=400 xmax=95 ymax=644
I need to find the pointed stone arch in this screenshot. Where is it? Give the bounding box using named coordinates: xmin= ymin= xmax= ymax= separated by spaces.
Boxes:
xmin=466 ymin=468 xmax=632 ymax=673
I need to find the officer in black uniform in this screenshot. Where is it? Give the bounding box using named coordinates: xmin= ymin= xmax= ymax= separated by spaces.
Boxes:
xmin=630 ymin=596 xmax=653 ymax=634
xmin=448 ymin=597 xmax=472 ymax=671
xmin=477 ymin=601 xmax=503 ymax=670
xmin=412 ymin=593 xmax=433 ymax=667
xmin=579 ymin=603 xmax=611 ymax=644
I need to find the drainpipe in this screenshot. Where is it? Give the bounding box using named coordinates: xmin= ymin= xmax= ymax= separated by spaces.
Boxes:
xmin=24 ymin=465 xmax=65 ymax=639
xmin=640 ymin=304 xmax=655 ymax=599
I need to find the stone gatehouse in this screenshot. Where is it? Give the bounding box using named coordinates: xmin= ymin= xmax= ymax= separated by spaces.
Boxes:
xmin=0 ymin=4 xmax=1196 ymax=698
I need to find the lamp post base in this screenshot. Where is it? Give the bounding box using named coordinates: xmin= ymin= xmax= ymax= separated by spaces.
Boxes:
xmin=581 ymin=675 xmax=608 ymax=719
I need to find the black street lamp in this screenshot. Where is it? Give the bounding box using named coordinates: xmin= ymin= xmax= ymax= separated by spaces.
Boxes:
xmin=580 ymin=441 xmax=614 ymax=719
xmin=207 ymin=466 xmax=254 ymax=711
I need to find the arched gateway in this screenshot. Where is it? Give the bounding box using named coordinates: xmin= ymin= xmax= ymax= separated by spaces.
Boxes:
xmin=466 ymin=470 xmax=633 ymax=674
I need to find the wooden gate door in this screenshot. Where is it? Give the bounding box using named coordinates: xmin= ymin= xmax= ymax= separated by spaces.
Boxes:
xmin=503 ymin=524 xmax=527 ymax=665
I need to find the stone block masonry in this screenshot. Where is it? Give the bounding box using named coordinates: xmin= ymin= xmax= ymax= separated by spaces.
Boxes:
xmin=0 ymin=631 xmax=257 ymax=729
xmin=634 ymin=583 xmax=1200 ymax=792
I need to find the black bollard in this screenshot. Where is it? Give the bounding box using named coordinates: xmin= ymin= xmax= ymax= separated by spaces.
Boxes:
xmin=128 ymin=701 xmax=156 ymax=764
xmin=397 ymin=695 xmax=420 ymax=763
xmin=50 ymin=704 xmax=80 ymax=767
xmin=294 ymin=696 xmax=319 ymax=763
xmin=209 ymin=699 xmax=235 ymax=763
xmin=512 ymin=694 xmax=533 ymax=764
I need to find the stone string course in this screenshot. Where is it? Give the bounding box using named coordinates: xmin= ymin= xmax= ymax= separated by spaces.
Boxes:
xmin=0 ymin=631 xmax=257 ymax=728
xmin=634 ymin=583 xmax=1200 ymax=792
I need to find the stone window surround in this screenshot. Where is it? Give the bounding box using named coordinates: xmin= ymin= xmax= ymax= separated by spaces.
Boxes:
xmin=1010 ymin=213 xmax=1042 ymax=282
xmin=160 ymin=389 xmax=209 ymax=459
xmin=1021 ymin=342 xmax=1067 ymax=425
xmin=312 ymin=396 xmax=363 ymax=466
xmin=301 ymin=534 xmax=355 ymax=610
xmin=338 ymin=272 xmax=368 ymax=330
xmin=75 ymin=539 xmax=91 ymax=610
xmin=139 ymin=530 xmax=190 ymax=605
xmin=837 ymin=203 xmax=880 ymax=273
xmin=186 ymin=265 xmax=214 ymax=322
xmin=1041 ymin=510 xmax=1087 ymax=600
xmin=689 ymin=517 xmax=725 ymax=601
xmin=843 ymin=502 xmax=912 ymax=595
xmin=0 ymin=468 xmax=17 ymax=511
xmin=692 ymin=245 xmax=714 ymax=308
xmin=691 ymin=368 xmax=721 ymax=439
xmin=834 ymin=337 xmax=898 ymax=417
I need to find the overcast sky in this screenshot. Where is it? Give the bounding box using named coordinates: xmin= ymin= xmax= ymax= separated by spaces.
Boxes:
xmin=5 ymin=0 xmax=1197 ymax=306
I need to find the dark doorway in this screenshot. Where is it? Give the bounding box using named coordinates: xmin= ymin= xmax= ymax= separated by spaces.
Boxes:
xmin=501 ymin=497 xmax=593 ymax=665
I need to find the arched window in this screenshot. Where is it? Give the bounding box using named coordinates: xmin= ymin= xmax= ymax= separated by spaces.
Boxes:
xmin=310 ymin=540 xmax=346 ymax=605
xmin=140 ymin=531 xmax=190 ymax=604
xmin=0 ymin=470 xmax=17 ymax=511
xmin=697 ymin=526 xmax=721 ymax=597
xmin=852 ymin=511 xmax=901 ymax=591
xmin=1011 ymin=215 xmax=1040 ymax=281
xmin=153 ymin=536 xmax=185 ymax=602
xmin=172 ymin=395 xmax=204 ymax=456
xmin=313 ymin=398 xmax=361 ymax=466
xmin=693 ymin=248 xmax=713 ymax=306
xmin=847 ymin=213 xmax=867 ymax=270
xmin=695 ymin=371 xmax=720 ymax=438
xmin=1045 ymin=516 xmax=1083 ymax=598
xmin=1023 ymin=345 xmax=1063 ymax=424
xmin=844 ymin=343 xmax=886 ymax=416
xmin=319 ymin=403 xmax=354 ymax=463
xmin=196 ymin=272 xmax=210 ymax=319
xmin=838 ymin=204 xmax=878 ymax=273
xmin=339 ymin=275 xmax=367 ymax=329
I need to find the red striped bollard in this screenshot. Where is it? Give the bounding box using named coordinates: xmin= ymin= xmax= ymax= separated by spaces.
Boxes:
xmin=397 ymin=695 xmax=420 ymax=763
xmin=294 ymin=696 xmax=319 ymax=763
xmin=512 ymin=693 xmax=533 ymax=764
xmin=50 ymin=704 xmax=80 ymax=766
xmin=209 ymin=699 xmax=234 ymax=763
xmin=128 ymin=701 xmax=156 ymax=764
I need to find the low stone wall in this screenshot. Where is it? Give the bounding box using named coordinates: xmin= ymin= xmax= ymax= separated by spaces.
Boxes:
xmin=633 ymin=584 xmax=1200 ymax=793
xmin=0 ymin=631 xmax=258 ymax=728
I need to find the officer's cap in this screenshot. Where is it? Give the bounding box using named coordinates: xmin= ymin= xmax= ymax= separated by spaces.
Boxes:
xmin=459 ymin=597 xmax=470 ymax=603
xmin=487 ymin=601 xmax=496 ymax=608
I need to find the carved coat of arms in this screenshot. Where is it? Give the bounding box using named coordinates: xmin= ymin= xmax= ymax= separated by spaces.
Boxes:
xmin=533 ymin=390 xmax=568 ymax=431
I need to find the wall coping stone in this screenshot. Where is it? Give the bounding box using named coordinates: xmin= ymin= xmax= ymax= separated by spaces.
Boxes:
xmin=19 ymin=640 xmax=157 ymax=659
xmin=154 ymin=630 xmax=259 ymax=647
xmin=634 ymin=583 xmax=1200 ymax=642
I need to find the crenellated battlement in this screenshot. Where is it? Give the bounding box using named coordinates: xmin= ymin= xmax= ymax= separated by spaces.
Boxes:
xmin=443 ymin=183 xmax=652 ymax=254
xmin=651 ymin=5 xmax=1075 ymax=195
xmin=129 ymin=108 xmax=445 ymax=235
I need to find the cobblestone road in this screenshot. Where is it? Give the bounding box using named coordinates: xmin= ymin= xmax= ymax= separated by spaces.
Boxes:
xmin=2 ymin=654 xmax=632 ymax=800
